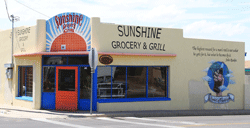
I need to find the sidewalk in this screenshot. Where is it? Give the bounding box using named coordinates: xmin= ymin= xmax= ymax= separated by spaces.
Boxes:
xmin=1 ymin=105 xmax=250 ymax=118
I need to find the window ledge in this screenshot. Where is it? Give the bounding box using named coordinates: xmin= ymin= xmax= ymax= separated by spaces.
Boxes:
xmin=15 ymin=96 xmax=33 ymax=101
xmin=97 ymin=97 xmax=171 ymax=103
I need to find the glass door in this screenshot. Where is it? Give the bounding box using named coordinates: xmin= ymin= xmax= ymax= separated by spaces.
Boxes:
xmin=56 ymin=66 xmax=78 ymax=111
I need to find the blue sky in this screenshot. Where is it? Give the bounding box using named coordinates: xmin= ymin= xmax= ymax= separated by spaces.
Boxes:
xmin=1 ymin=0 xmax=250 ymax=60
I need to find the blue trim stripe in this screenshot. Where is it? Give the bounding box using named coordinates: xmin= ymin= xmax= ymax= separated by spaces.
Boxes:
xmin=111 ymin=67 xmax=113 ymax=98
xmin=146 ymin=67 xmax=148 ymax=98
xmin=25 ymin=68 xmax=27 ymax=96
xmin=18 ymin=67 xmax=20 ymax=97
xmin=125 ymin=67 xmax=127 ymax=98
xmin=15 ymin=96 xmax=33 ymax=101
xmin=167 ymin=66 xmax=169 ymax=98
xmin=41 ymin=56 xmax=43 ymax=108
xmin=78 ymin=66 xmax=80 ymax=109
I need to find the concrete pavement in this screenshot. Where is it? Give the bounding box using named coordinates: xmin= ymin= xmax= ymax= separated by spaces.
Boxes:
xmin=1 ymin=104 xmax=250 ymax=118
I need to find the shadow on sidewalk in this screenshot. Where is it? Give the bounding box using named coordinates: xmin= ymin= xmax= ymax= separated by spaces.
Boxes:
xmin=0 ymin=107 xmax=95 ymax=117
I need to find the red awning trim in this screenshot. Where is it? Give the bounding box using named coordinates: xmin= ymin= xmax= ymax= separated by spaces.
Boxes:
xmin=14 ymin=51 xmax=177 ymax=57
xmin=13 ymin=51 xmax=89 ymax=56
xmin=98 ymin=52 xmax=177 ymax=57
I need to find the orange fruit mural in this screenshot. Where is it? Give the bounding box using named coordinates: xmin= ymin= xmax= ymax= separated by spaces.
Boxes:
xmin=50 ymin=33 xmax=87 ymax=52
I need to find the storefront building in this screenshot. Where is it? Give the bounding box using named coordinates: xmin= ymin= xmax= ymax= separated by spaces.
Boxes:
xmin=0 ymin=12 xmax=246 ymax=111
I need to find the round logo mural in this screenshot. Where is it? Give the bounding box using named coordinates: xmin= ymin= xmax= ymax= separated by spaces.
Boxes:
xmin=207 ymin=61 xmax=229 ymax=94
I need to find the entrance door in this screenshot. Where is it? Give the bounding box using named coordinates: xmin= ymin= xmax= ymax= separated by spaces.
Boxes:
xmin=56 ymin=66 xmax=78 ymax=111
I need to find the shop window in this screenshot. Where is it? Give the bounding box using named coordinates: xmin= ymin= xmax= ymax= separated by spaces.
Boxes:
xmin=97 ymin=66 xmax=169 ymax=101
xmin=245 ymin=70 xmax=250 ymax=75
xmin=58 ymin=69 xmax=75 ymax=91
xmin=148 ymin=67 xmax=166 ymax=97
xmin=97 ymin=67 xmax=113 ymax=99
xmin=43 ymin=57 xmax=67 ymax=65
xmin=68 ymin=56 xmax=88 ymax=65
xmin=43 ymin=66 xmax=55 ymax=92
xmin=112 ymin=67 xmax=126 ymax=98
xmin=80 ymin=67 xmax=91 ymax=99
xmin=43 ymin=56 xmax=89 ymax=65
xmin=18 ymin=66 xmax=33 ymax=98
xmin=127 ymin=67 xmax=146 ymax=98
xmin=128 ymin=67 xmax=143 ymax=76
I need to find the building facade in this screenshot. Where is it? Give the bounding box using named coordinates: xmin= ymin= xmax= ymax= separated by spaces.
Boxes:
xmin=0 ymin=12 xmax=246 ymax=112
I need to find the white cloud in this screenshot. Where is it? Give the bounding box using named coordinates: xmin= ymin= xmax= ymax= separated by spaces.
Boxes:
xmin=0 ymin=0 xmax=226 ymax=22
xmin=184 ymin=20 xmax=247 ymax=36
xmin=137 ymin=4 xmax=185 ymax=22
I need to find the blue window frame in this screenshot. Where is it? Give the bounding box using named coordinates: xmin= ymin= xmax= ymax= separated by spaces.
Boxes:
xmin=16 ymin=66 xmax=33 ymax=101
xmin=97 ymin=66 xmax=171 ymax=103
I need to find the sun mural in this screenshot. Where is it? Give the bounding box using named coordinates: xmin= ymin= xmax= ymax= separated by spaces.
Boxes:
xmin=46 ymin=12 xmax=91 ymax=52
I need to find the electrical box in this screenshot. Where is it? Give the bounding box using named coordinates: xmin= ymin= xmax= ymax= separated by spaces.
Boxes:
xmin=4 ymin=63 xmax=13 ymax=79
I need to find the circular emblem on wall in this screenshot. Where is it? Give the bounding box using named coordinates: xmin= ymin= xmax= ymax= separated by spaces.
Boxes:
xmin=99 ymin=55 xmax=113 ymax=65
xmin=207 ymin=61 xmax=229 ymax=94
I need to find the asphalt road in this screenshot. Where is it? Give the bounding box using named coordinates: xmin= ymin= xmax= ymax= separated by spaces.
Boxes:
xmin=1 ymin=115 xmax=250 ymax=128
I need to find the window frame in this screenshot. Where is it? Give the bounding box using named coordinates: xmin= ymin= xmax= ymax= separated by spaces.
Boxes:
xmin=41 ymin=55 xmax=91 ymax=101
xmin=97 ymin=65 xmax=171 ymax=103
xmin=16 ymin=66 xmax=33 ymax=101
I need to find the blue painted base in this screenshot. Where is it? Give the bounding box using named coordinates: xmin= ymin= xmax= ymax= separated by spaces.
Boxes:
xmin=78 ymin=99 xmax=97 ymax=111
xmin=41 ymin=92 xmax=55 ymax=110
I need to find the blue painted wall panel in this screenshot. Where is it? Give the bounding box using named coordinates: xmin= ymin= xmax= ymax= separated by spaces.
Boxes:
xmin=78 ymin=99 xmax=90 ymax=111
xmin=41 ymin=92 xmax=55 ymax=110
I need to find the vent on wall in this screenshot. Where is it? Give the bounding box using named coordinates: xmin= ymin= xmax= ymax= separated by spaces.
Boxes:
xmin=61 ymin=45 xmax=66 ymax=50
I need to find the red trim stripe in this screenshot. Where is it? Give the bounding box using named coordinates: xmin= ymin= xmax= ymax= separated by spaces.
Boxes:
xmin=14 ymin=51 xmax=89 ymax=56
xmin=98 ymin=52 xmax=176 ymax=57
xmin=14 ymin=51 xmax=177 ymax=57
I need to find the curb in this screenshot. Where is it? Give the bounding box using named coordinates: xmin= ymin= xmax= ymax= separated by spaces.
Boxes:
xmin=1 ymin=107 xmax=250 ymax=118
xmin=92 ymin=110 xmax=250 ymax=118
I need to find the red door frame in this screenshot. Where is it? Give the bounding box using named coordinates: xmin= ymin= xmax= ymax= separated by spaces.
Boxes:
xmin=56 ymin=66 xmax=78 ymax=111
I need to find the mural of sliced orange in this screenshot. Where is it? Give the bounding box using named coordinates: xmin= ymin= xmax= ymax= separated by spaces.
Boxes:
xmin=51 ymin=33 xmax=86 ymax=52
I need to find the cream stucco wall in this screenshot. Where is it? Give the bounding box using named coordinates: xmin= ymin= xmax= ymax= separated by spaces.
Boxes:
xmin=13 ymin=56 xmax=42 ymax=109
xmin=0 ymin=29 xmax=13 ymax=106
xmin=0 ymin=20 xmax=44 ymax=109
xmin=91 ymin=17 xmax=245 ymax=112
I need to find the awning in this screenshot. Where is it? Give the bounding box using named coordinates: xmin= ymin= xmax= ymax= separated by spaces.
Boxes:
xmin=14 ymin=51 xmax=177 ymax=57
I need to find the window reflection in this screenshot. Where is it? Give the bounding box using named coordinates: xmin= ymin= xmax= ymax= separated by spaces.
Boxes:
xmin=97 ymin=67 xmax=126 ymax=99
xmin=80 ymin=67 xmax=91 ymax=99
xmin=19 ymin=67 xmax=33 ymax=97
xmin=127 ymin=67 xmax=146 ymax=98
xmin=43 ymin=57 xmax=67 ymax=65
xmin=68 ymin=56 xmax=88 ymax=65
xmin=148 ymin=67 xmax=166 ymax=97
xmin=58 ymin=69 xmax=75 ymax=91
xmin=97 ymin=67 xmax=113 ymax=99
xmin=112 ymin=67 xmax=126 ymax=98
xmin=97 ymin=66 xmax=168 ymax=99
xmin=43 ymin=67 xmax=55 ymax=92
